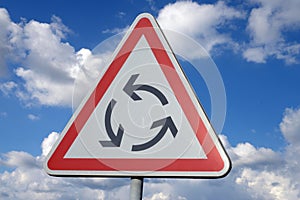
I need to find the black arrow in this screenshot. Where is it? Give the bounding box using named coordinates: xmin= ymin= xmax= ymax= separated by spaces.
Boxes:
xmin=131 ymin=116 xmax=177 ymax=151
xmin=99 ymin=99 xmax=124 ymax=147
xmin=123 ymin=74 xmax=168 ymax=106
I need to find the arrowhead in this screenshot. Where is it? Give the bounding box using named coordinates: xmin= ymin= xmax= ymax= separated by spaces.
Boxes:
xmin=123 ymin=74 xmax=142 ymax=101
xmin=131 ymin=116 xmax=177 ymax=151
xmin=99 ymin=99 xmax=124 ymax=147
xmin=99 ymin=125 xmax=124 ymax=147
xmin=151 ymin=116 xmax=178 ymax=138
xmin=123 ymin=74 xmax=168 ymax=105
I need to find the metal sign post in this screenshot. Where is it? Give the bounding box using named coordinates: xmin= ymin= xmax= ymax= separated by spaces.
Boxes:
xmin=130 ymin=177 xmax=144 ymax=200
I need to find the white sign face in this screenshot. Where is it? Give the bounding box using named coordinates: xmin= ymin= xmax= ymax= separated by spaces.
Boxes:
xmin=44 ymin=13 xmax=231 ymax=178
xmin=65 ymin=36 xmax=206 ymax=160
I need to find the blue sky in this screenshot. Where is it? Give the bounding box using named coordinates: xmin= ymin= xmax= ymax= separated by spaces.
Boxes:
xmin=1 ymin=0 xmax=300 ymax=199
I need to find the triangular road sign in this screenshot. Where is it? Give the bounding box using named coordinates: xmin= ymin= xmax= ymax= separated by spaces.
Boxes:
xmin=45 ymin=13 xmax=231 ymax=178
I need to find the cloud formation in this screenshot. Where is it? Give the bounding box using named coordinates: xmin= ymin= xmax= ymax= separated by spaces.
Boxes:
xmin=13 ymin=17 xmax=79 ymax=106
xmin=0 ymin=8 xmax=105 ymax=107
xmin=156 ymin=0 xmax=300 ymax=64
xmin=280 ymin=107 xmax=300 ymax=145
xmin=0 ymin=8 xmax=20 ymax=77
xmin=157 ymin=1 xmax=244 ymax=54
xmin=243 ymin=0 xmax=300 ymax=64
xmin=232 ymin=107 xmax=300 ymax=200
xmin=0 ymin=8 xmax=77 ymax=106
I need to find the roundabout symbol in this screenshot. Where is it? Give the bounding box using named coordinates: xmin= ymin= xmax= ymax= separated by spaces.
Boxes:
xmin=99 ymin=73 xmax=178 ymax=151
xmin=45 ymin=13 xmax=231 ymax=178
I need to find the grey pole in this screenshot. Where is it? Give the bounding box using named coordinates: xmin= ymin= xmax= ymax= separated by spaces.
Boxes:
xmin=129 ymin=177 xmax=144 ymax=200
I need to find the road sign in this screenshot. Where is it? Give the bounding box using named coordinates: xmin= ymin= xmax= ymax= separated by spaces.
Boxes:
xmin=44 ymin=13 xmax=231 ymax=178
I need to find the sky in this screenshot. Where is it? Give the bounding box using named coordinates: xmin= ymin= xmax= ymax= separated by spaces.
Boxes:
xmin=0 ymin=0 xmax=300 ymax=199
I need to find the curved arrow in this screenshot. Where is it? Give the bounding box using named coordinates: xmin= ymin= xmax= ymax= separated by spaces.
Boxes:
xmin=99 ymin=99 xmax=124 ymax=147
xmin=123 ymin=74 xmax=168 ymax=106
xmin=131 ymin=116 xmax=177 ymax=151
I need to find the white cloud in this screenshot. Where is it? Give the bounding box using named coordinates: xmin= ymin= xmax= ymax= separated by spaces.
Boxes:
xmin=244 ymin=0 xmax=300 ymax=64
xmin=279 ymin=107 xmax=300 ymax=185
xmin=280 ymin=107 xmax=300 ymax=145
xmin=155 ymin=0 xmax=300 ymax=64
xmin=71 ymin=48 xmax=112 ymax=109
xmin=157 ymin=1 xmax=244 ymax=55
xmin=236 ymin=168 xmax=299 ymax=200
xmin=0 ymin=8 xmax=77 ymax=106
xmin=0 ymin=8 xmax=108 ymax=107
xmin=229 ymin=142 xmax=282 ymax=169
xmin=0 ymin=164 xmax=106 ymax=200
xmin=41 ymin=132 xmax=59 ymax=157
xmin=243 ymin=47 xmax=266 ymax=63
xmin=13 ymin=18 xmax=79 ymax=106
xmin=0 ymin=8 xmax=21 ymax=77
xmin=27 ymin=114 xmax=39 ymax=121
xmin=0 ymin=81 xmax=17 ymax=96
xmin=232 ymin=107 xmax=300 ymax=200
xmin=144 ymin=192 xmax=185 ymax=200
xmin=0 ymin=8 xmax=9 ymax=77
xmin=0 ymin=151 xmax=40 ymax=169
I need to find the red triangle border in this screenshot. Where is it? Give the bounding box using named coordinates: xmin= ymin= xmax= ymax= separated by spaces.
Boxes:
xmin=46 ymin=14 xmax=230 ymax=177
